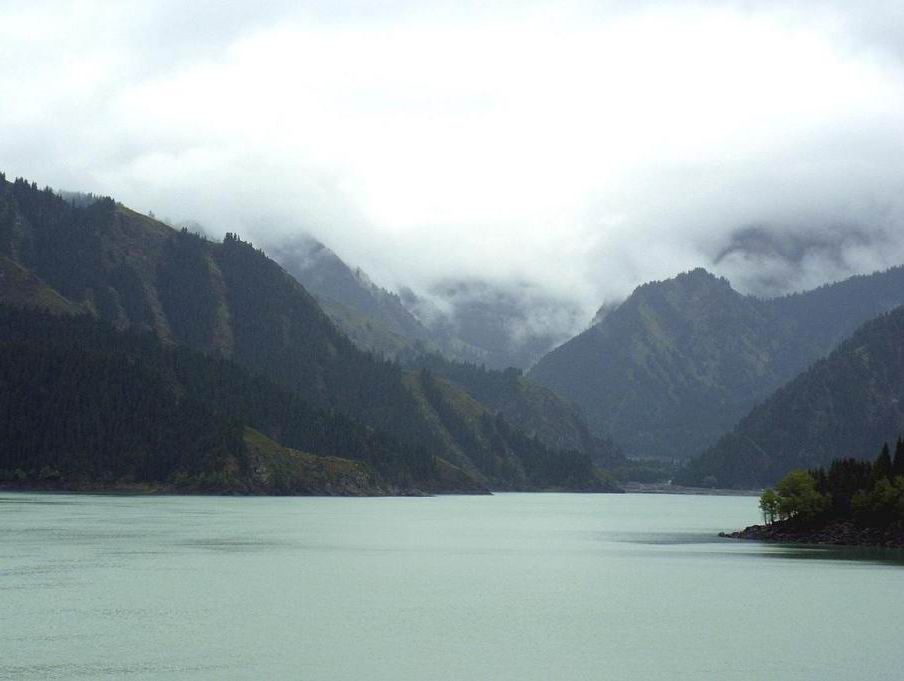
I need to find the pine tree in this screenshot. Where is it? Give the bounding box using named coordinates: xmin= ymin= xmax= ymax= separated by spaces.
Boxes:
xmin=875 ymin=442 xmax=893 ymax=481
xmin=893 ymin=437 xmax=904 ymax=477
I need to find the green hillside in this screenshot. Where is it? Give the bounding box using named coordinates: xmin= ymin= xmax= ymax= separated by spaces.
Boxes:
xmin=403 ymin=368 xmax=617 ymax=491
xmin=0 ymin=305 xmax=452 ymax=493
xmin=0 ymin=174 xmax=614 ymax=492
xmin=405 ymin=351 xmax=623 ymax=468
xmin=530 ymin=266 xmax=904 ymax=459
xmin=678 ymin=306 xmax=904 ymax=488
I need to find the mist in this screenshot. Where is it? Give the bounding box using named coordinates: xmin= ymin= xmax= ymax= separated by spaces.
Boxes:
xmin=3 ymin=0 xmax=904 ymax=334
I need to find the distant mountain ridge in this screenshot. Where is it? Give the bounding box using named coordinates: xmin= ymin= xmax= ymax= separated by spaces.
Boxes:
xmin=529 ymin=265 xmax=904 ymax=459
xmin=413 ymin=278 xmax=584 ymax=371
xmin=268 ymin=233 xmax=579 ymax=369
xmin=270 ymin=235 xmax=441 ymax=356
xmin=678 ymin=305 xmax=904 ymax=487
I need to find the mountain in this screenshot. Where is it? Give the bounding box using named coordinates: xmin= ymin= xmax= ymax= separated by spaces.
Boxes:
xmin=409 ymin=279 xmax=583 ymax=370
xmin=678 ymin=306 xmax=904 ymax=488
xmin=405 ymin=352 xmax=623 ymax=468
xmin=259 ymin=232 xmax=622 ymax=477
xmin=0 ymin=174 xmax=616 ymax=492
xmin=0 ymin=305 xmax=413 ymax=495
xmin=268 ymin=234 xmax=579 ymax=369
xmin=529 ymin=266 xmax=904 ymax=459
xmin=269 ymin=234 xmax=443 ymax=358
xmin=402 ymin=367 xmax=617 ymax=490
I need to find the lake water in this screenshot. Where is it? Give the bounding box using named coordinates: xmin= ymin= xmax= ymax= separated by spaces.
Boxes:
xmin=2 ymin=492 xmax=903 ymax=680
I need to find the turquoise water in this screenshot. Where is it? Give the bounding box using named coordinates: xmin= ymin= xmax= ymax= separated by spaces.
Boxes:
xmin=2 ymin=492 xmax=903 ymax=680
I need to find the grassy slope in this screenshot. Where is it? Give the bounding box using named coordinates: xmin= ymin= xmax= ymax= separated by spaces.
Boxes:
xmin=316 ymin=294 xmax=415 ymax=359
xmin=0 ymin=429 xmax=394 ymax=496
xmin=0 ymin=256 xmax=84 ymax=314
xmin=404 ymin=369 xmax=619 ymax=491
xmin=242 ymin=429 xmax=394 ymax=495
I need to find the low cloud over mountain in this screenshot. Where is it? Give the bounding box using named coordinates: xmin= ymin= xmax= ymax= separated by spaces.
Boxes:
xmin=3 ymin=1 xmax=904 ymax=323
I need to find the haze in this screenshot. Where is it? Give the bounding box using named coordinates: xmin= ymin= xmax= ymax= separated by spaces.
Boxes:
xmin=3 ymin=0 xmax=904 ymax=328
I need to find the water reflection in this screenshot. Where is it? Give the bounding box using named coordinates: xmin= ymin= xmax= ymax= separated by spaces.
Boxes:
xmin=753 ymin=543 xmax=904 ymax=566
xmin=623 ymin=530 xmax=904 ymax=566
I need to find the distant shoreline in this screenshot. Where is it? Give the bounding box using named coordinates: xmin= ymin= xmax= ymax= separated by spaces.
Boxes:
xmin=624 ymin=482 xmax=761 ymax=496
xmin=0 ymin=481 xmax=627 ymax=497
xmin=0 ymin=480 xmax=420 ymax=497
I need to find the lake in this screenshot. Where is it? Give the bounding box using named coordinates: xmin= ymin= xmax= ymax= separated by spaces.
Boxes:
xmin=2 ymin=492 xmax=903 ymax=680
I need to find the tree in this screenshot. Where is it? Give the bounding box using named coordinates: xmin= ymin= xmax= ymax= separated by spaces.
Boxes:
xmin=759 ymin=488 xmax=779 ymax=524
xmin=875 ymin=442 xmax=893 ymax=481
xmin=775 ymin=470 xmax=828 ymax=522
xmin=893 ymin=438 xmax=904 ymax=477
xmin=851 ymin=476 xmax=904 ymax=526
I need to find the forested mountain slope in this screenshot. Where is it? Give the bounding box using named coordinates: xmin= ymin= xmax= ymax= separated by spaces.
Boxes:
xmin=529 ymin=266 xmax=904 ymax=459
xmin=0 ymin=174 xmax=615 ymax=492
xmin=405 ymin=352 xmax=623 ymax=468
xmin=678 ymin=306 xmax=904 ymax=488
xmin=0 ymin=306 xmax=428 ymax=494
xmin=270 ymin=235 xmax=445 ymax=359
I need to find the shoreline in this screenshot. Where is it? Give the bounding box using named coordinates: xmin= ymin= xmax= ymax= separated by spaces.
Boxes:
xmin=720 ymin=520 xmax=904 ymax=549
xmin=0 ymin=480 xmax=419 ymax=497
xmin=0 ymin=481 xmax=625 ymax=498
xmin=624 ymin=482 xmax=760 ymax=496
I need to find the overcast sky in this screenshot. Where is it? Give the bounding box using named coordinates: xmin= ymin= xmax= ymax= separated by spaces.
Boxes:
xmin=3 ymin=0 xmax=904 ymax=324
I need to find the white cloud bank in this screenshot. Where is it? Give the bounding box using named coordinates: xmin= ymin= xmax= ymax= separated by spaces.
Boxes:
xmin=3 ymin=0 xmax=904 ymax=329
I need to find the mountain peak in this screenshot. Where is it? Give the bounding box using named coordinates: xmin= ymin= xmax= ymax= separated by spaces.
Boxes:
xmin=624 ymin=267 xmax=737 ymax=314
xmin=630 ymin=267 xmax=729 ymax=294
xmin=677 ymin=266 xmax=718 ymax=282
xmin=667 ymin=267 xmax=732 ymax=291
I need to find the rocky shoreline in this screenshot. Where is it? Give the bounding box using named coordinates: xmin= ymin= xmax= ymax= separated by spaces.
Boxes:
xmin=720 ymin=520 xmax=904 ymax=548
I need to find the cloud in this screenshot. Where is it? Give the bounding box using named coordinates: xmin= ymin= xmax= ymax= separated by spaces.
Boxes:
xmin=2 ymin=0 xmax=904 ymax=334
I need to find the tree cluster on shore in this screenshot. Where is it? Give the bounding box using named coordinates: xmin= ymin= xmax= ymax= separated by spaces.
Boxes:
xmin=759 ymin=441 xmax=904 ymax=528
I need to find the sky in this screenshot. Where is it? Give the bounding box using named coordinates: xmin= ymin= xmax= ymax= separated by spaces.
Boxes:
xmin=3 ymin=0 xmax=904 ymax=328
